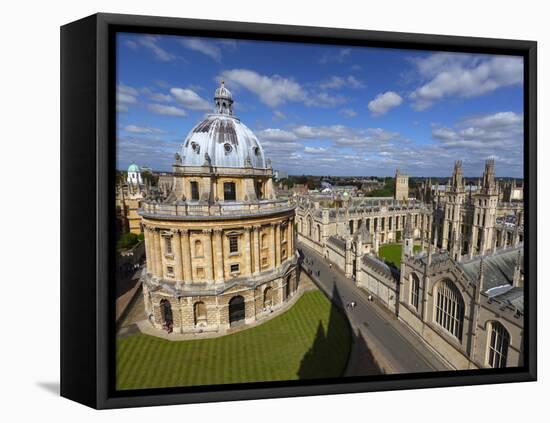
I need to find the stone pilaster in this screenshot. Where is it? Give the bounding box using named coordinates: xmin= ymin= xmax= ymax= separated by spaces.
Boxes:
xmin=181 ymin=229 xmax=192 ymax=283
xmin=203 ymin=229 xmax=214 ymax=283
xmin=173 ymin=229 xmax=183 ymax=281
xmin=213 ymin=228 xmax=224 ymax=283
xmin=244 ymin=227 xmax=252 ymax=275
xmin=153 ymin=228 xmax=162 ymax=279
xmin=253 ymin=225 xmax=261 ymax=274
xmin=275 ymin=223 xmax=281 ymax=266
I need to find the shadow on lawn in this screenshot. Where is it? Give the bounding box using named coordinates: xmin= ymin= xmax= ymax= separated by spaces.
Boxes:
xmin=297 ymin=283 xmax=382 ymax=379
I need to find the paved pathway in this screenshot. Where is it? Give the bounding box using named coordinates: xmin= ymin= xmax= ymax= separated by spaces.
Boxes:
xmin=299 ymin=243 xmax=449 ymax=374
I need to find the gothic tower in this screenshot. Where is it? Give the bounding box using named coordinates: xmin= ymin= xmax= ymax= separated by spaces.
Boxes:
xmin=442 ymin=160 xmax=465 ymax=255
xmin=469 ymin=159 xmax=499 ymax=257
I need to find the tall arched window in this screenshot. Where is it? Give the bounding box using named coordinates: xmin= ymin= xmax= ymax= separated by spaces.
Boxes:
xmin=194 ymin=301 xmax=207 ymax=325
xmin=317 ymin=224 xmax=322 ymax=242
xmin=194 ymin=239 xmax=204 ymax=257
xmin=410 ymin=273 xmax=420 ymax=310
xmin=487 ymin=321 xmax=510 ymax=368
xmin=434 ymin=280 xmax=464 ymax=340
xmin=307 ymin=216 xmax=313 ymax=237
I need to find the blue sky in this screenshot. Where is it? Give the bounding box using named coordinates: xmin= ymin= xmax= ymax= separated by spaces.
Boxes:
xmin=116 ymin=33 xmax=524 ymax=177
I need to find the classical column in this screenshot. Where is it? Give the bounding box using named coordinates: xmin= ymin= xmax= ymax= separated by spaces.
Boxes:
xmin=173 ymin=229 xmax=183 ymax=281
xmin=144 ymin=226 xmax=154 ymax=275
xmin=180 ymin=229 xmax=192 ymax=283
xmin=213 ymin=228 xmax=224 ymax=283
xmin=253 ymin=225 xmax=261 ymax=274
xmin=270 ymin=223 xmax=277 ymax=268
xmin=153 ymin=228 xmax=162 ymax=279
xmin=275 ymin=223 xmax=281 ymax=266
xmin=243 ymin=227 xmax=252 ymax=275
xmin=203 ymin=229 xmax=214 ymax=283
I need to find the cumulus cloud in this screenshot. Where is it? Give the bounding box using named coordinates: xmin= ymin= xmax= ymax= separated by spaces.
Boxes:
xmin=218 ymin=69 xmax=348 ymax=109
xmin=122 ymin=125 xmax=164 ymax=134
xmin=147 ymin=104 xmax=187 ymax=117
xmin=138 ymin=36 xmax=175 ymax=62
xmin=368 ymin=91 xmax=403 ymax=116
xmin=117 ymin=83 xmax=138 ymax=112
xmin=179 ymin=38 xmax=221 ymax=62
xmin=257 ymin=128 xmax=298 ymax=143
xmin=304 ymin=146 xmax=327 ymax=154
xmin=339 ymin=108 xmax=358 ymax=118
xmin=319 ymin=48 xmax=352 ymax=64
xmin=170 ymin=88 xmax=211 ymax=111
xmin=431 ymin=111 xmax=523 ymax=152
xmin=410 ymin=53 xmax=523 ymax=110
xmin=219 ymin=69 xmax=306 ymax=108
xmin=319 ymin=75 xmax=364 ymax=90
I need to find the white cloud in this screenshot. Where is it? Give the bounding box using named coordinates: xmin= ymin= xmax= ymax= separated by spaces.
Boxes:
xmin=116 ymin=83 xmax=138 ymax=112
xmin=219 ymin=69 xmax=306 ymax=108
xmin=138 ymin=36 xmax=175 ymax=62
xmin=273 ymin=110 xmax=286 ymax=120
xmin=368 ymin=91 xmax=403 ymax=116
xmin=218 ymin=69 xmax=349 ymax=109
xmin=304 ymin=146 xmax=327 ymax=154
xmin=149 ymin=92 xmax=172 ymax=102
xmin=410 ymin=53 xmax=523 ymax=110
xmin=122 ymin=125 xmax=164 ymax=134
xmin=339 ymin=108 xmax=357 ymax=118
xmin=257 ymin=128 xmax=298 ymax=143
xmin=319 ymin=48 xmax=351 ymax=64
xmin=431 ymin=111 xmax=523 ymax=153
xmin=170 ymin=88 xmax=211 ymax=111
xmin=147 ymin=104 xmax=187 ymax=117
xmin=179 ymin=38 xmax=221 ymax=62
xmin=319 ymin=75 xmax=364 ymax=90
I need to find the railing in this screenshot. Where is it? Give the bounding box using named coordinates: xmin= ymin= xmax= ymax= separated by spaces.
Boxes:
xmin=140 ymin=199 xmax=295 ymax=218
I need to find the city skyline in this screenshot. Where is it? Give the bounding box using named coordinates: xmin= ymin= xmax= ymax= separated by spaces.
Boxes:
xmin=116 ymin=33 xmax=524 ymax=177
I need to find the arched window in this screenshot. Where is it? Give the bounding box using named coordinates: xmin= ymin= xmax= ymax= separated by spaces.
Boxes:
xmin=434 ymin=280 xmax=465 ymax=340
xmin=487 ymin=321 xmax=510 ymax=368
xmin=308 ymin=216 xmax=313 ymax=237
xmin=410 ymin=273 xmax=420 ymax=310
xmin=194 ymin=301 xmax=207 ymax=325
xmin=263 ymin=287 xmax=273 ymax=309
xmin=317 ymin=224 xmax=322 ymax=242
xmin=194 ymin=239 xmax=204 ymax=257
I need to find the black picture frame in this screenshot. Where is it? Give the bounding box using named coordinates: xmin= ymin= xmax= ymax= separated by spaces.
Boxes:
xmin=60 ymin=12 xmax=537 ymax=409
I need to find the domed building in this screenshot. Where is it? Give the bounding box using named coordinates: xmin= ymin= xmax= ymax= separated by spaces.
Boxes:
xmin=139 ymin=82 xmax=298 ymax=335
xmin=127 ymin=162 xmax=143 ymax=186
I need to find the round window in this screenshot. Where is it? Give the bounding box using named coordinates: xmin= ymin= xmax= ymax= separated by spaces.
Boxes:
xmin=191 ymin=142 xmax=200 ymax=154
xmin=224 ymin=143 xmax=232 ymax=154
xmin=253 ymin=146 xmax=260 ymax=156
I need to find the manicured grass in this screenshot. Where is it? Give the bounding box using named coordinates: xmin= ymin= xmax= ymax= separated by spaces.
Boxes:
xmin=116 ymin=290 xmax=351 ymax=390
xmin=378 ymin=243 xmax=421 ymax=268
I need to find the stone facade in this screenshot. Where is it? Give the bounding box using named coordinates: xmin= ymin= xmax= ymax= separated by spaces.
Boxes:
xmin=139 ymin=82 xmax=298 ymax=336
xmin=297 ymin=160 xmax=524 ymax=370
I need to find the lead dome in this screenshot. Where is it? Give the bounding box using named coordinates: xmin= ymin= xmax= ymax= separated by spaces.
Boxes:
xmin=180 ymin=81 xmax=267 ymax=169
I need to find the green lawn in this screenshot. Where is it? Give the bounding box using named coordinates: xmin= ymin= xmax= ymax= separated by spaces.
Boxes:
xmin=378 ymin=243 xmax=421 ymax=268
xmin=116 ymin=290 xmax=351 ymax=390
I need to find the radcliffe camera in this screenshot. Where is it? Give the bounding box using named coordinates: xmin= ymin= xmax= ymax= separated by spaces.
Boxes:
xmin=113 ymin=32 xmax=525 ymax=390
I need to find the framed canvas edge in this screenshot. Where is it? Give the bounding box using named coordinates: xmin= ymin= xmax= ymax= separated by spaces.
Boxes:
xmin=61 ymin=12 xmax=537 ymax=409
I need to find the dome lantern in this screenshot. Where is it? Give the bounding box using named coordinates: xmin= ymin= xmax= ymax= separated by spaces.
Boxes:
xmin=214 ymin=80 xmax=233 ymax=115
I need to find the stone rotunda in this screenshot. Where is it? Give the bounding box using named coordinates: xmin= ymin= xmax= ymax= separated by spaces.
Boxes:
xmin=139 ymin=82 xmax=298 ymax=335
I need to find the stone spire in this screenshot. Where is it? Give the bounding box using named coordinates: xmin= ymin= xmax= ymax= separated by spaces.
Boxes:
xmin=450 ymin=160 xmax=464 ymax=192
xmin=480 ymin=158 xmax=497 ymax=195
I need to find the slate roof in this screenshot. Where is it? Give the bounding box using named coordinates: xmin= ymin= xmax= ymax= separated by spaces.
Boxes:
xmin=459 ymin=247 xmax=523 ymax=292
